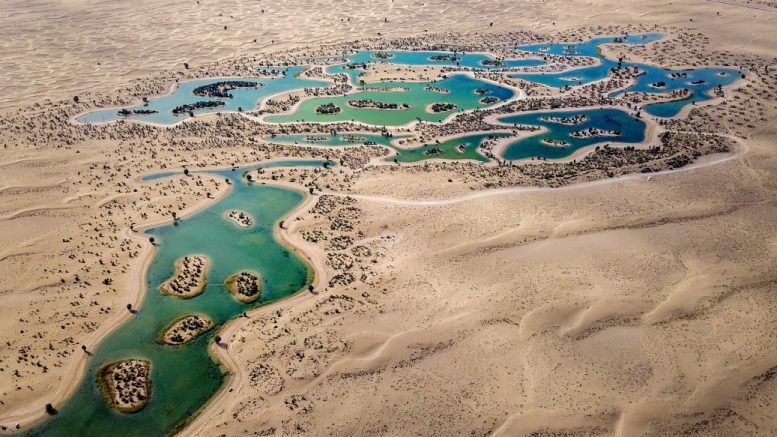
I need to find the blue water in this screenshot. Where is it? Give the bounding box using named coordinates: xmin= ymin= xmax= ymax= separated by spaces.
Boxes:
xmin=347 ymin=50 xmax=545 ymax=69
xmin=498 ymin=108 xmax=647 ymax=160
xmin=512 ymin=33 xmax=739 ymax=117
xmin=78 ymin=67 xmax=328 ymax=125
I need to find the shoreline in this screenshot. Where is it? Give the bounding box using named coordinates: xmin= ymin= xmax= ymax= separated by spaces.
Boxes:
xmin=0 ymin=173 xmax=234 ymax=433
xmin=177 ymin=178 xmax=329 ymax=437
xmin=0 ymin=126 xmax=748 ymax=434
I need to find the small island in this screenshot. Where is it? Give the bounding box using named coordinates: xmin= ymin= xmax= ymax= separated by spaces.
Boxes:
xmin=226 ymin=210 xmax=254 ymax=228
xmin=316 ymin=103 xmax=341 ymax=114
xmin=541 ymin=138 xmax=570 ymax=147
xmin=225 ymin=271 xmax=263 ymax=303
xmin=158 ymin=314 xmax=214 ymax=345
xmin=347 ymin=99 xmax=411 ymax=110
xmin=117 ymin=108 xmax=159 ymax=117
xmin=540 ymin=114 xmax=588 ymax=125
xmin=192 ymin=80 xmax=261 ymax=98
xmin=429 ymin=102 xmax=457 ymax=113
xmin=304 ymin=135 xmax=330 ymax=142
xmin=424 ymin=147 xmax=444 ymax=156
xmin=372 ymin=52 xmax=394 ymax=60
xmin=480 ymin=96 xmax=500 ymax=104
xmin=424 ymin=85 xmax=450 ymax=94
xmin=429 ymin=54 xmax=460 ymax=62
xmin=171 ymin=101 xmax=225 ymax=115
xmin=341 ymin=134 xmax=368 ymax=142
xmin=480 ymin=59 xmax=505 ymax=67
xmin=570 ymin=128 xmax=622 ymax=138
xmin=97 ymin=359 xmax=151 ymax=413
xmin=159 ymin=255 xmax=209 ymax=299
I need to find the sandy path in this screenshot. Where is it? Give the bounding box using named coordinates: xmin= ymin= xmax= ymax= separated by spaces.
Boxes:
xmin=322 ymin=132 xmax=748 ymax=206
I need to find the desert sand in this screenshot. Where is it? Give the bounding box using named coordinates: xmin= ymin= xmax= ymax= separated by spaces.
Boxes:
xmin=1 ymin=0 xmax=776 ymax=435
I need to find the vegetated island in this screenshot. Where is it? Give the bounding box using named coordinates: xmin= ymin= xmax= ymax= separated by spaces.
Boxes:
xmin=480 ymin=96 xmax=500 ymax=104
xmin=424 ymin=85 xmax=450 ymax=94
xmin=172 ymin=101 xmax=225 ymax=115
xmin=541 ymin=138 xmax=570 ymax=147
xmin=429 ymin=102 xmax=458 ymax=113
xmin=96 ymin=359 xmax=151 ymax=413
xmin=315 ymin=103 xmax=341 ymax=114
xmin=372 ymin=52 xmax=394 ymax=60
xmin=429 ymin=54 xmax=460 ymax=62
xmin=117 ymin=108 xmax=159 ymax=117
xmin=226 ymin=209 xmax=254 ymax=228
xmin=570 ymin=128 xmax=623 ymax=138
xmin=347 ymin=99 xmax=411 ymax=110
xmin=540 ymin=114 xmax=588 ymax=125
xmin=192 ymin=80 xmax=261 ymax=98
xmin=224 ymin=271 xmax=263 ymax=304
xmin=158 ymin=314 xmax=214 ymax=345
xmin=159 ymin=255 xmax=209 ymax=299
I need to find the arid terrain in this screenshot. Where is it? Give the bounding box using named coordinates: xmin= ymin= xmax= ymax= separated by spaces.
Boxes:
xmin=1 ymin=0 xmax=776 ymax=436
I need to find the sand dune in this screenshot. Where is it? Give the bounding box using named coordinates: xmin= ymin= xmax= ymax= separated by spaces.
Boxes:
xmin=1 ymin=0 xmax=776 ymax=435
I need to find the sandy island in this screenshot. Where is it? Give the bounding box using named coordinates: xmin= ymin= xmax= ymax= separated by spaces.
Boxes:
xmin=96 ymin=359 xmax=151 ymax=413
xmin=159 ymin=255 xmax=209 ymax=299
xmin=225 ymin=210 xmax=254 ymax=228
xmin=224 ymin=271 xmax=263 ymax=304
xmin=158 ymin=314 xmax=214 ymax=345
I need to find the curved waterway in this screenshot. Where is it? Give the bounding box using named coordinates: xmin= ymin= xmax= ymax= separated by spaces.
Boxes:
xmin=264 ymin=132 xmax=511 ymax=163
xmin=264 ymin=132 xmax=405 ymax=148
xmin=390 ymin=132 xmax=511 ymax=163
xmin=267 ymin=73 xmax=514 ymax=126
xmin=347 ymin=50 xmax=545 ymax=69
xmin=28 ymin=160 xmax=328 ymax=436
xmin=513 ymin=33 xmax=739 ymax=117
xmin=499 ymin=108 xmax=647 ymax=160
xmin=77 ymin=67 xmax=328 ymax=125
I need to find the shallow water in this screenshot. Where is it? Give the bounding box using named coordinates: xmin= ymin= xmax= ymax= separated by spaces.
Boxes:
xmin=77 ymin=67 xmax=328 ymax=125
xmin=498 ymin=108 xmax=647 ymax=160
xmin=347 ymin=50 xmax=545 ymax=70
xmin=28 ymin=160 xmax=327 ymax=437
xmin=512 ymin=33 xmax=739 ymax=117
xmin=264 ymin=132 xmax=404 ymax=148
xmin=267 ymin=73 xmax=513 ymax=126
xmin=390 ymin=132 xmax=511 ymax=163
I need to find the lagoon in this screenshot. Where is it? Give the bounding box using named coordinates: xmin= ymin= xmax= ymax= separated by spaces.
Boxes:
xmin=28 ymin=161 xmax=327 ymax=436
xmin=498 ymin=108 xmax=646 ymax=160
xmin=266 ymin=74 xmax=513 ymax=126
xmin=77 ymin=67 xmax=328 ymax=125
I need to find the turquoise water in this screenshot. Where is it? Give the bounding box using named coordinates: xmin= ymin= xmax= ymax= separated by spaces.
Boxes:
xmin=512 ymin=33 xmax=739 ymax=117
xmin=77 ymin=67 xmax=328 ymax=125
xmin=28 ymin=160 xmax=327 ymax=436
xmin=264 ymin=133 xmax=404 ymax=147
xmin=390 ymin=132 xmax=511 ymax=163
xmin=347 ymin=50 xmax=545 ymax=70
xmin=266 ymin=73 xmax=513 ymax=126
xmin=498 ymin=108 xmax=646 ymax=160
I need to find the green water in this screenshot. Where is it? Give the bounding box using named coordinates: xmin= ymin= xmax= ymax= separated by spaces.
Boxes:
xmin=27 ymin=161 xmax=326 ymax=436
xmin=264 ymin=132 xmax=405 ymax=147
xmin=266 ymin=74 xmax=514 ymax=126
xmin=389 ymin=132 xmax=511 ymax=163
